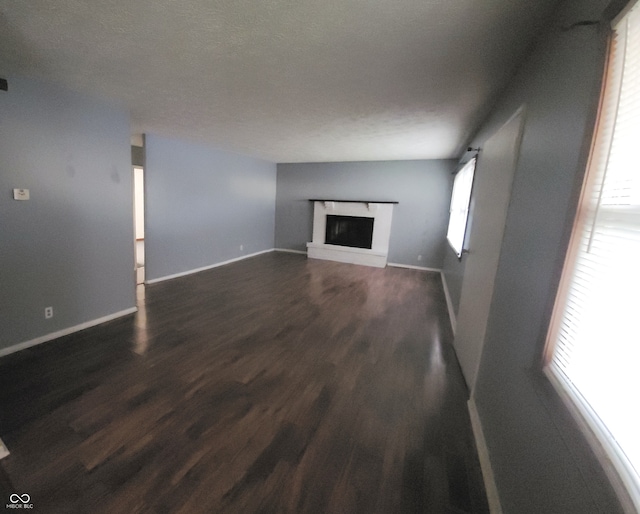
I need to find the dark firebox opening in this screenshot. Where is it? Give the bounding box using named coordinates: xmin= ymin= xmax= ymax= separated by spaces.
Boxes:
xmin=325 ymin=215 xmax=374 ymax=249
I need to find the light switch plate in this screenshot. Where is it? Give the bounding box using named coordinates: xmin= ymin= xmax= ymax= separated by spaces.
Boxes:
xmin=13 ymin=188 xmax=30 ymax=200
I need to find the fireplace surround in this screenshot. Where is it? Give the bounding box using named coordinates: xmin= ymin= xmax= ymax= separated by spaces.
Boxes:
xmin=306 ymin=200 xmax=396 ymax=267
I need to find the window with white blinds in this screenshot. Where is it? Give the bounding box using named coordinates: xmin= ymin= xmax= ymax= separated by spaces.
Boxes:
xmin=446 ymin=157 xmax=476 ymax=258
xmin=545 ymin=2 xmax=640 ymax=510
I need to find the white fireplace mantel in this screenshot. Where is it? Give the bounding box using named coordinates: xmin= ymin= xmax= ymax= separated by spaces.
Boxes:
xmin=306 ymin=200 xmax=396 ymax=268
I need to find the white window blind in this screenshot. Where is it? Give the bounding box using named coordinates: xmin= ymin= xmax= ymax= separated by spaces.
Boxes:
xmin=546 ymin=3 xmax=640 ymax=509
xmin=446 ymin=157 xmax=476 ymax=258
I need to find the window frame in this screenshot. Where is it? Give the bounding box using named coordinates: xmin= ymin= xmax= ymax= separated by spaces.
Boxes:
xmin=446 ymin=156 xmax=477 ymax=259
xmin=543 ymin=6 xmax=640 ymax=511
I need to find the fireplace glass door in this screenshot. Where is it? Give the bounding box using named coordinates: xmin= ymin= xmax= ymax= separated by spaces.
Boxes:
xmin=325 ymin=215 xmax=374 ymax=249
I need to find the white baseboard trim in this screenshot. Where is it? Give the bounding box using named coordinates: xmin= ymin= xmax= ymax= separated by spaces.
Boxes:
xmin=146 ymin=248 xmax=275 ymax=284
xmin=387 ymin=262 xmax=442 ymax=272
xmin=468 ymin=398 xmax=503 ymax=514
xmin=274 ymin=248 xmax=307 ymax=255
xmin=0 ymin=437 xmax=9 ymax=460
xmin=0 ymin=307 xmax=138 ymax=359
xmin=440 ymin=271 xmax=457 ymax=335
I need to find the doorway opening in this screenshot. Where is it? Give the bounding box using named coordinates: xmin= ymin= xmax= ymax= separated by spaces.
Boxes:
xmin=133 ymin=166 xmax=145 ymax=285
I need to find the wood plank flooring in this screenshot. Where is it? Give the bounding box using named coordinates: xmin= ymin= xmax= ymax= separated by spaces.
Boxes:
xmin=0 ymin=252 xmax=488 ymax=513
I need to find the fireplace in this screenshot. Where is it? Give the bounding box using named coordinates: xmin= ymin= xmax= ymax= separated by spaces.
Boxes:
xmin=325 ymin=215 xmax=374 ymax=249
xmin=306 ymin=200 xmax=396 ymax=267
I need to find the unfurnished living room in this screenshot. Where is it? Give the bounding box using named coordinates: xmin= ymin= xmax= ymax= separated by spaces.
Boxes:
xmin=1 ymin=0 xmax=639 ymax=513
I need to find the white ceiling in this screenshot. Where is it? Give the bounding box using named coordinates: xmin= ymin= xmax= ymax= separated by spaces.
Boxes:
xmin=0 ymin=0 xmax=559 ymax=163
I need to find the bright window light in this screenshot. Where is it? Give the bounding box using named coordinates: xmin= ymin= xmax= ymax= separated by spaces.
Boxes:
xmin=545 ymin=4 xmax=640 ymax=510
xmin=446 ymin=157 xmax=476 ymax=258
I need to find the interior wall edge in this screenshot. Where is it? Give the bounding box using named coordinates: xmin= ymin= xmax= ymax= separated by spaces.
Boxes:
xmin=468 ymin=398 xmax=503 ymax=514
xmin=441 ymin=271 xmax=457 ymax=335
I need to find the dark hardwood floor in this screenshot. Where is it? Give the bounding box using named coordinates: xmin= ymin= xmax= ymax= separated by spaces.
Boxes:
xmin=0 ymin=252 xmax=488 ymax=513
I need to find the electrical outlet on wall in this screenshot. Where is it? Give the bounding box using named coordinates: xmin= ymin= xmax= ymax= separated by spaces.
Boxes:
xmin=240 ymin=244 xmax=244 ymax=252
xmin=45 ymin=306 xmax=53 ymax=319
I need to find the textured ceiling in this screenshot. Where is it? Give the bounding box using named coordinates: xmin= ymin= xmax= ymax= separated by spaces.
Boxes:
xmin=0 ymin=0 xmax=559 ymax=162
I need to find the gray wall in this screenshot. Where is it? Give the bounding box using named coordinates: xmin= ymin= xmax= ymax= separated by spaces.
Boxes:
xmin=144 ymin=134 xmax=277 ymax=281
xmin=275 ymin=160 xmax=455 ymax=269
xmin=443 ymin=0 xmax=625 ymax=511
xmin=0 ymin=76 xmax=135 ymax=352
